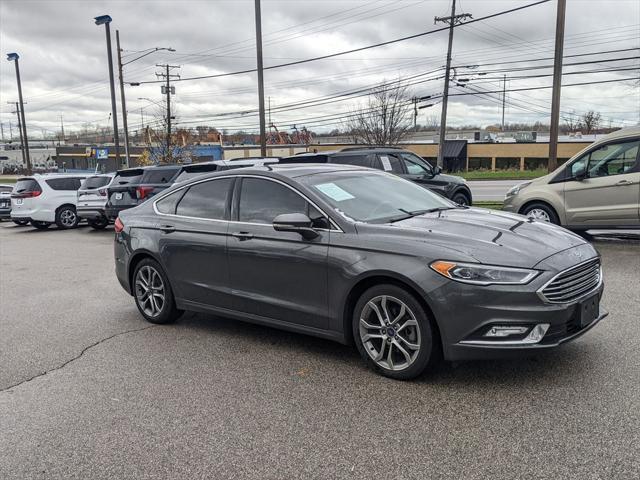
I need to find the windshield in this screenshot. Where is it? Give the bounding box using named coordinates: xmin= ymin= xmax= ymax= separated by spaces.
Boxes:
xmin=299 ymin=170 xmax=454 ymax=223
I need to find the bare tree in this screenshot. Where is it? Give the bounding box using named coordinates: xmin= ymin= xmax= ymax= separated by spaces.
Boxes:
xmin=142 ymin=102 xmax=195 ymax=164
xmin=346 ymin=82 xmax=412 ymax=145
xmin=562 ymin=114 xmax=582 ymax=134
xmin=581 ymin=110 xmax=601 ymax=134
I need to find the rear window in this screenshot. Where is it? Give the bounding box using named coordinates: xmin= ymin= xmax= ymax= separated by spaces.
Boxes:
xmin=82 ymin=176 xmax=111 ymax=189
xmin=14 ymin=179 xmax=40 ymax=193
xmin=46 ymin=178 xmax=83 ymax=191
xmin=141 ymin=167 xmax=180 ymax=184
xmin=175 ymin=165 xmax=219 ymax=183
xmin=113 ymin=169 xmax=145 ymax=185
xmin=333 ymin=155 xmax=372 ymax=167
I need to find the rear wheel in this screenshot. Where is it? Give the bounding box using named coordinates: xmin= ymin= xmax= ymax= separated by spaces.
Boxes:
xmin=13 ymin=219 xmax=29 ymax=226
xmin=521 ymin=202 xmax=559 ymax=225
xmin=31 ymin=220 xmax=51 ymax=230
xmin=55 ymin=206 xmax=79 ymax=229
xmin=353 ymin=284 xmax=437 ymax=380
xmin=452 ymin=191 xmax=470 ymax=206
xmin=88 ymin=217 xmax=109 ymax=230
xmin=133 ymin=259 xmax=183 ymax=325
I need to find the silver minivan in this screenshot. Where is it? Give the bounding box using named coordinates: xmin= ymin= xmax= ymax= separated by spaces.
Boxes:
xmin=504 ymin=127 xmax=640 ymax=230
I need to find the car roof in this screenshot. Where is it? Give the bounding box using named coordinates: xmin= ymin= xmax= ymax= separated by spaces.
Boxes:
xmin=188 ymin=163 xmax=366 ymax=183
xmin=595 ymin=126 xmax=640 ymax=143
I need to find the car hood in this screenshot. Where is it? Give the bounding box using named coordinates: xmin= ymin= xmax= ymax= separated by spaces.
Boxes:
xmin=390 ymin=207 xmax=587 ymax=268
xmin=435 ymin=173 xmax=465 ymax=184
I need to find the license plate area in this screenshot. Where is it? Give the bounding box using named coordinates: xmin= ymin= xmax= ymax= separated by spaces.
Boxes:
xmin=15 ymin=199 xmax=23 ymax=205
xmin=578 ymin=292 xmax=599 ymax=328
xmin=115 ymin=193 xmax=123 ymax=200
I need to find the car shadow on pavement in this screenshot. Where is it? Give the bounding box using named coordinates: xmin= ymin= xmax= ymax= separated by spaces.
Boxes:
xmin=167 ymin=310 xmax=601 ymax=386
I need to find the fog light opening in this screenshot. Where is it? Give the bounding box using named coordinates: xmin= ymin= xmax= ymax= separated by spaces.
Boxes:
xmin=484 ymin=326 xmax=530 ymax=338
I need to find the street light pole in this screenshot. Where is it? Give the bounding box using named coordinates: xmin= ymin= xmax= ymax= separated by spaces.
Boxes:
xmin=116 ymin=30 xmax=130 ymax=168
xmin=6 ymin=53 xmax=31 ymax=174
xmin=254 ymin=0 xmax=267 ymax=157
xmin=94 ymin=15 xmax=121 ymax=171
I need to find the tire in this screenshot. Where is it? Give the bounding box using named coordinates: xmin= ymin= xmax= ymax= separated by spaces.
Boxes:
xmin=132 ymin=258 xmax=183 ymax=325
xmin=452 ymin=191 xmax=470 ymax=206
xmin=55 ymin=206 xmax=79 ymax=229
xmin=521 ymin=202 xmax=560 ymax=225
xmin=13 ymin=219 xmax=29 ymax=226
xmin=352 ymin=284 xmax=437 ymax=380
xmin=31 ymin=220 xmax=51 ymax=230
xmin=88 ymin=217 xmax=109 ymax=230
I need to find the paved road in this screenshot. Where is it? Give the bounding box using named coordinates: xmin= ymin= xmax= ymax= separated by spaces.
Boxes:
xmin=468 ymin=179 xmax=521 ymax=202
xmin=1 ymin=223 xmax=639 ymax=479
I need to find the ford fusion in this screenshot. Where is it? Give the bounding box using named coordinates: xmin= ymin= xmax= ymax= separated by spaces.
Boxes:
xmin=114 ymin=164 xmax=606 ymax=380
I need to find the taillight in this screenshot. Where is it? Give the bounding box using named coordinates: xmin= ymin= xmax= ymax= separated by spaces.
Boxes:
xmin=98 ymin=188 xmax=107 ymax=197
xmin=114 ymin=217 xmax=124 ymax=233
xmin=136 ymin=186 xmax=154 ymax=200
xmin=12 ymin=190 xmax=41 ymax=198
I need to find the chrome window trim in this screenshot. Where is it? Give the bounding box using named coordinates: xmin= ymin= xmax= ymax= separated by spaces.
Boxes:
xmin=152 ymin=173 xmax=343 ymax=232
xmin=536 ymin=258 xmax=602 ymax=304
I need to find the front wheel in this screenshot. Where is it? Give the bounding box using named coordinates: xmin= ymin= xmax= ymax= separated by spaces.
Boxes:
xmin=133 ymin=259 xmax=183 ymax=325
xmin=452 ymin=192 xmax=470 ymax=206
xmin=521 ymin=202 xmax=559 ymax=225
xmin=353 ymin=284 xmax=437 ymax=380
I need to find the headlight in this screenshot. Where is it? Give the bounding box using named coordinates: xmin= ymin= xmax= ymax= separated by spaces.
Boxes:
xmin=430 ymin=260 xmax=539 ymax=285
xmin=505 ymin=181 xmax=532 ymax=198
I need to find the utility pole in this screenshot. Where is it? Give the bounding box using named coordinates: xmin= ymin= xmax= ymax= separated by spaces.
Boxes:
xmin=268 ymin=96 xmax=271 ymax=126
xmin=434 ymin=1 xmax=471 ymax=169
xmin=501 ymin=74 xmax=506 ymax=131
xmin=156 ymin=64 xmax=180 ymax=162
xmin=8 ymin=102 xmax=26 ymax=166
xmin=548 ymin=0 xmax=566 ymax=172
xmin=413 ymin=97 xmax=418 ymax=131
xmin=0 ymin=122 xmax=4 ymax=142
xmin=140 ymin=108 xmax=144 ymax=131
xmin=116 ymin=30 xmax=131 ymax=167
xmin=254 ymin=0 xmax=267 ymax=156
xmin=59 ymin=115 xmax=65 ymax=145
xmin=6 ymin=53 xmax=32 ymax=174
xmin=9 ymin=122 xmax=13 ymax=141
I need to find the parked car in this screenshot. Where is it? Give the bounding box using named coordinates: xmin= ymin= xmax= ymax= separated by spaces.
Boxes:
xmin=0 ymin=184 xmax=14 ymax=222
xmin=279 ymin=147 xmax=472 ymax=205
xmin=76 ymin=173 xmax=115 ymax=230
xmin=114 ymin=164 xmax=605 ymax=380
xmin=11 ymin=174 xmax=89 ymax=229
xmin=504 ymin=127 xmax=640 ymax=229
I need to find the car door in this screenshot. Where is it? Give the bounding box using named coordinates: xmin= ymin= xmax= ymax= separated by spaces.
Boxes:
xmin=156 ymin=177 xmax=235 ymax=309
xmin=396 ymin=152 xmax=451 ymax=196
xmin=227 ymin=176 xmax=330 ymax=329
xmin=564 ymin=138 xmax=640 ymax=226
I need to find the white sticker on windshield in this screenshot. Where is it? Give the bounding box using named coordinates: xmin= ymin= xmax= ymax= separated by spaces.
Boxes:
xmin=379 ymin=155 xmax=392 ymax=171
xmin=314 ymin=182 xmax=355 ymax=202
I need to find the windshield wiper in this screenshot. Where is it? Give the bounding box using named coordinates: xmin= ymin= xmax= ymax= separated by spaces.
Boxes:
xmin=388 ymin=207 xmax=455 ymax=223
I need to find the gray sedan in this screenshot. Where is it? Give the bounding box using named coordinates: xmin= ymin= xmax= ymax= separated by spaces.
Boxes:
xmin=114 ymin=164 xmax=606 ymax=380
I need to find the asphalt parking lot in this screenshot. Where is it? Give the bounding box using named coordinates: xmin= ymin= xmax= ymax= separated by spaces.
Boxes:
xmin=1 ymin=222 xmax=639 ymax=479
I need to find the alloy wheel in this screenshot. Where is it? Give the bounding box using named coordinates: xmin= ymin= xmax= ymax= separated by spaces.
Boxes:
xmin=135 ymin=265 xmax=165 ymax=317
xmin=359 ymin=295 xmax=421 ymax=371
xmin=60 ymin=209 xmax=77 ymax=227
xmin=527 ymin=208 xmax=551 ymax=222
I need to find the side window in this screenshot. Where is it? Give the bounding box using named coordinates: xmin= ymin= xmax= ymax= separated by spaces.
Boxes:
xmin=238 ymin=178 xmax=307 ymax=224
xmin=334 ymin=155 xmax=371 ymax=167
xmin=175 ymin=178 xmax=233 ymax=220
xmin=586 ymin=139 xmax=639 ymax=178
xmin=377 ymin=154 xmax=404 ymax=174
xmin=156 ymin=190 xmax=184 ymax=215
xmin=308 ymin=204 xmax=330 ymax=229
xmin=400 ymin=153 xmax=432 ymax=175
xmin=46 ymin=178 xmax=79 ymax=190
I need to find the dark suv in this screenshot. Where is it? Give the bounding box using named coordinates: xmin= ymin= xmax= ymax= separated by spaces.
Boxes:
xmin=106 ymin=165 xmax=180 ymax=220
xmin=280 ymin=147 xmax=472 ymax=205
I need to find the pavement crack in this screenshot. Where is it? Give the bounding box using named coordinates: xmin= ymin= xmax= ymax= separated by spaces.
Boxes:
xmin=0 ymin=325 xmax=156 ymax=394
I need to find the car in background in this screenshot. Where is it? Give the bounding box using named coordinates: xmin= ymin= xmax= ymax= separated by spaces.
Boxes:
xmin=114 ymin=164 xmax=605 ymax=380
xmin=0 ymin=184 xmax=15 ymax=222
xmin=77 ymin=173 xmax=115 ymax=230
xmin=10 ymin=174 xmax=89 ymax=229
xmin=279 ymin=147 xmax=472 ymax=205
xmin=504 ymin=127 xmax=640 ymax=230
xmin=106 ymin=160 xmax=281 ymax=220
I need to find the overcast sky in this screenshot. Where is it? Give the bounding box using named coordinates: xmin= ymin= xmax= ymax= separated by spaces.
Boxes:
xmin=0 ymin=0 xmax=638 ymax=139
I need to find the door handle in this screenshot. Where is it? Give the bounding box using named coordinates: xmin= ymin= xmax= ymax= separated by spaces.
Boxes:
xmin=159 ymin=225 xmax=176 ymax=233
xmin=231 ymin=231 xmax=254 ymax=241
xmin=615 ymin=179 xmax=632 ymax=185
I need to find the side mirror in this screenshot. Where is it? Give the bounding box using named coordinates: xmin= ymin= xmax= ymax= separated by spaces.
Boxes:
xmin=273 ymin=213 xmax=319 ymax=240
xmin=433 ymin=165 xmax=442 ymax=176
xmin=573 ymin=167 xmax=587 ymax=181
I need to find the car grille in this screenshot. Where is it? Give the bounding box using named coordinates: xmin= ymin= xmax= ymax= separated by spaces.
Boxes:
xmin=540 ymin=258 xmax=601 ymax=303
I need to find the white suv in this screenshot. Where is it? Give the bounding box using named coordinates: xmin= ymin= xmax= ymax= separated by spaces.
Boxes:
xmin=11 ymin=174 xmax=89 ymax=230
xmin=77 ymin=173 xmax=115 ymax=230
